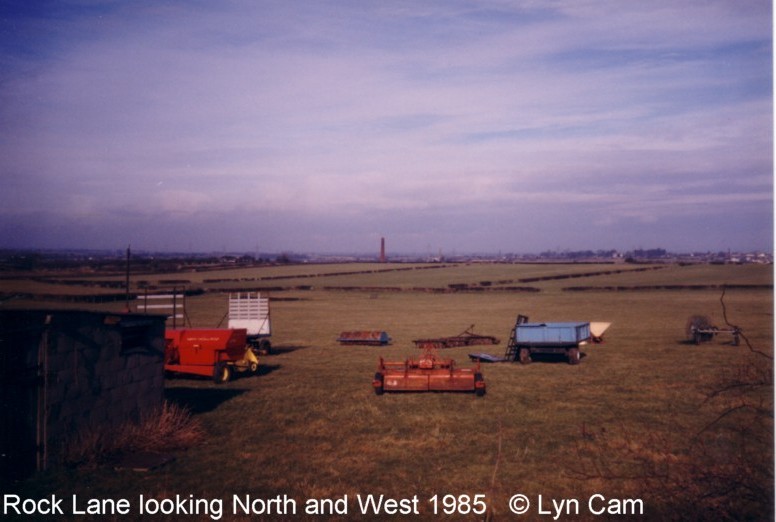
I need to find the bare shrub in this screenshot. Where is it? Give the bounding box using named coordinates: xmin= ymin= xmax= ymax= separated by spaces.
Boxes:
xmin=62 ymin=401 xmax=204 ymax=467
xmin=118 ymin=401 xmax=205 ymax=452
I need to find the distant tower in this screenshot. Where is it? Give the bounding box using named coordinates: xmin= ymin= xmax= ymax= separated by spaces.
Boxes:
xmin=380 ymin=237 xmax=386 ymax=263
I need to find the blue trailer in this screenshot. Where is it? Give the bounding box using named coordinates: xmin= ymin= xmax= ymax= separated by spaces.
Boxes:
xmin=505 ymin=315 xmax=591 ymax=364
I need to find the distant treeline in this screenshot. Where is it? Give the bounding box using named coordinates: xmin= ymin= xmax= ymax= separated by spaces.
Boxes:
xmin=564 ymin=284 xmax=772 ymax=292
xmin=3 ymin=265 xmax=455 ymax=289
xmin=0 ymin=288 xmax=206 ymax=304
xmin=201 ymin=264 xmax=452 ymax=283
xmin=461 ymin=266 xmax=667 ymax=287
xmin=322 ymin=286 xmax=541 ymax=293
xmin=1 ymin=292 xmax=131 ymax=303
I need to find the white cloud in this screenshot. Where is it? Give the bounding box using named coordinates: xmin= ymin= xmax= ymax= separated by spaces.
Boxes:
xmin=0 ymin=0 xmax=771 ymax=252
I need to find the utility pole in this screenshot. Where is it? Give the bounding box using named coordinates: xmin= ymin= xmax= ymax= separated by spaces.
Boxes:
xmin=125 ymin=245 xmax=131 ymax=312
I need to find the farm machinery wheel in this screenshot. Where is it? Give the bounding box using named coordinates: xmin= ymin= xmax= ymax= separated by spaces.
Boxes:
xmin=373 ymin=372 xmax=384 ymax=395
xmin=249 ymin=361 xmax=259 ymax=373
xmin=685 ymin=315 xmax=713 ymax=344
xmin=518 ymin=347 xmax=531 ymax=364
xmin=474 ymin=373 xmax=486 ymax=397
xmin=568 ymin=347 xmax=580 ymax=365
xmin=250 ymin=339 xmax=272 ymax=356
xmin=213 ymin=362 xmax=232 ymax=384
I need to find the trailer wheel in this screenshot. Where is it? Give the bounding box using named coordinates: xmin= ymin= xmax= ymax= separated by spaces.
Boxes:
xmin=686 ymin=315 xmax=712 ymax=344
xmin=568 ymin=348 xmax=580 ymax=365
xmin=373 ymin=372 xmax=384 ymax=395
xmin=213 ymin=363 xmax=232 ymax=384
xmin=249 ymin=361 xmax=259 ymax=373
xmin=474 ymin=373 xmax=486 ymax=397
xmin=519 ymin=347 xmax=531 ymax=364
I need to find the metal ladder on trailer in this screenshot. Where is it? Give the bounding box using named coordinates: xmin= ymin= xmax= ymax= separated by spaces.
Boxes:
xmin=504 ymin=314 xmax=529 ymax=361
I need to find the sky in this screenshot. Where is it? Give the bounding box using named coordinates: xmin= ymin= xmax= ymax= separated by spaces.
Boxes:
xmin=0 ymin=0 xmax=772 ymax=255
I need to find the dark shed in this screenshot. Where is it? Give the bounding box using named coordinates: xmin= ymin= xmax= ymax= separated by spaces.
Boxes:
xmin=0 ymin=309 xmax=166 ymax=481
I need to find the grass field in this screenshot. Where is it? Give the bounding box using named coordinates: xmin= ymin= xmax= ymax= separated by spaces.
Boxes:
xmin=3 ymin=262 xmax=773 ymax=520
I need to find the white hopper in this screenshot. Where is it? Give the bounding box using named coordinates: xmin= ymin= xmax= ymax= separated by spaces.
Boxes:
xmin=589 ymin=322 xmax=612 ymax=341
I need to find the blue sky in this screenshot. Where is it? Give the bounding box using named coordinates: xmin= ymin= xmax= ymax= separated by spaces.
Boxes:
xmin=0 ymin=0 xmax=772 ymax=255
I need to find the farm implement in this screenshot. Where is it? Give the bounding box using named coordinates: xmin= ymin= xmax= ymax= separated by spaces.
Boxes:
xmin=373 ymin=344 xmax=486 ymax=396
xmin=164 ymin=328 xmax=259 ymax=384
xmin=470 ymin=316 xmax=610 ymax=364
xmin=220 ymin=292 xmax=272 ymax=354
xmin=505 ymin=315 xmax=593 ymax=365
xmin=337 ymin=331 xmax=392 ymax=346
xmin=412 ymin=325 xmax=499 ymax=349
xmin=162 ymin=292 xmax=273 ymax=383
xmin=685 ymin=315 xmax=741 ymax=346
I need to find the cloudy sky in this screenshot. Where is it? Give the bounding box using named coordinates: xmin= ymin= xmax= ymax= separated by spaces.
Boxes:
xmin=0 ymin=1 xmax=772 ymax=255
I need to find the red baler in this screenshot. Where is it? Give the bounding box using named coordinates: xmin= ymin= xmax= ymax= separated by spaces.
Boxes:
xmin=164 ymin=328 xmax=259 ymax=384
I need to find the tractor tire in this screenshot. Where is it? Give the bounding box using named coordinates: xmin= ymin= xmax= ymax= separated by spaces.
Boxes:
xmin=249 ymin=361 xmax=259 ymax=374
xmin=373 ymin=372 xmax=384 ymax=395
xmin=519 ymin=347 xmax=531 ymax=364
xmin=686 ymin=315 xmax=712 ymax=343
xmin=213 ymin=363 xmax=232 ymax=384
xmin=568 ymin=347 xmax=580 ymax=365
xmin=260 ymin=340 xmax=272 ymax=355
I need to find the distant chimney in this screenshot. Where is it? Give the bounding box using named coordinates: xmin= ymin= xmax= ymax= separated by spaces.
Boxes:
xmin=380 ymin=237 xmax=386 ymax=263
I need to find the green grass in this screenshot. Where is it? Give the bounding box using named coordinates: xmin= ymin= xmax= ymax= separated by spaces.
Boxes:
xmin=3 ymin=263 xmax=773 ymax=520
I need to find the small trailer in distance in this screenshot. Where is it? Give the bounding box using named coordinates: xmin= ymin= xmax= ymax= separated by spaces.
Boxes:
xmin=337 ymin=331 xmax=391 ymax=346
xmin=227 ymin=292 xmax=272 ymax=354
xmin=505 ymin=315 xmax=591 ymax=365
xmin=685 ymin=315 xmax=741 ymax=346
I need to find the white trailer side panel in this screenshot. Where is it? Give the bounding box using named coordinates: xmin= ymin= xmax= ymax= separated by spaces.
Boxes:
xmin=228 ymin=292 xmax=270 ymax=336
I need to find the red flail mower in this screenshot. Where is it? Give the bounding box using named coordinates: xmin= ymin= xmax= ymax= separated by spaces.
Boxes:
xmin=372 ymin=345 xmax=486 ymax=396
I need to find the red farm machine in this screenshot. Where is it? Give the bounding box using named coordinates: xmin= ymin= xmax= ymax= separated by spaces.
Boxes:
xmin=372 ymin=344 xmax=486 ymax=396
xmin=164 ymin=327 xmax=259 ymax=384
xmin=138 ymin=290 xmax=271 ymax=384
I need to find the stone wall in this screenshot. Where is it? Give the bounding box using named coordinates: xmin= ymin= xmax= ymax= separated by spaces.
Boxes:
xmin=0 ymin=310 xmax=166 ymax=479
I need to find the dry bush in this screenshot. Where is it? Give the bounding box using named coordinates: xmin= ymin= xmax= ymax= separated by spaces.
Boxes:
xmin=62 ymin=401 xmax=204 ymax=467
xmin=119 ymin=401 xmax=205 ymax=452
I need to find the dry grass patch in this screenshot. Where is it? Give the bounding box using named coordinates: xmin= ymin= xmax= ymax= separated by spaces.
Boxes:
xmin=62 ymin=401 xmax=204 ymax=467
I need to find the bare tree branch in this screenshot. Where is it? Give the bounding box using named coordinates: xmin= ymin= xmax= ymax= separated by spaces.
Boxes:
xmin=720 ymin=286 xmax=772 ymax=359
